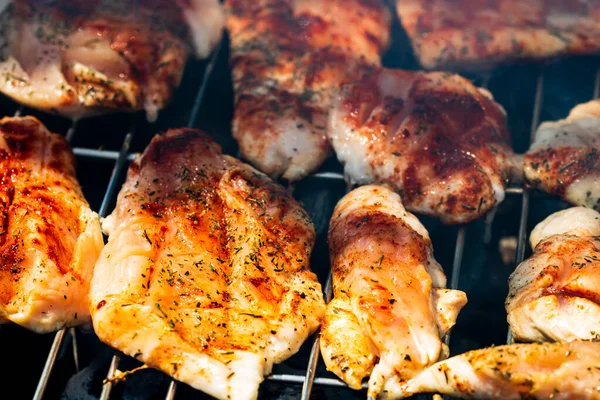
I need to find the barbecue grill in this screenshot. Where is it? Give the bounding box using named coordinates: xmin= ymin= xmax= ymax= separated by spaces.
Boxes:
xmin=1 ymin=3 xmax=600 ymax=400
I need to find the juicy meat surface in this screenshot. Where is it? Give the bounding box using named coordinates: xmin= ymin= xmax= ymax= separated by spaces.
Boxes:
xmin=401 ymin=341 xmax=600 ymax=399
xmin=226 ymin=0 xmax=391 ymax=180
xmin=0 ymin=116 xmax=103 ymax=333
xmin=396 ymin=0 xmax=600 ymax=70
xmin=328 ymin=68 xmax=515 ymax=224
xmin=525 ymin=99 xmax=600 ymax=210
xmin=321 ymin=184 xmax=467 ymax=398
xmin=89 ymin=129 xmax=325 ymax=400
xmin=507 ymin=206 xmax=600 ymax=342
xmin=0 ymin=0 xmax=223 ymax=121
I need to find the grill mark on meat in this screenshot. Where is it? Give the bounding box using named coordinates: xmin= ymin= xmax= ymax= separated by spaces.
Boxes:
xmin=335 ymin=69 xmax=510 ymax=221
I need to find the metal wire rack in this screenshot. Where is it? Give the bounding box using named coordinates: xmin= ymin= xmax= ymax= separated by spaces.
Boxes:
xmin=1 ymin=20 xmax=600 ymax=400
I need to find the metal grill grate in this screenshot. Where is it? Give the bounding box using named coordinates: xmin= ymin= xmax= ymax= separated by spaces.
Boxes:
xmin=1 ymin=21 xmax=600 ymax=400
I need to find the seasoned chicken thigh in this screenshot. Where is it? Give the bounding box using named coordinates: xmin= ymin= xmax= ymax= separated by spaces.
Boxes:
xmin=90 ymin=129 xmax=325 ymax=400
xmin=328 ymin=68 xmax=515 ymax=224
xmin=525 ymin=99 xmax=600 ymax=210
xmin=226 ymin=0 xmax=391 ymax=180
xmin=321 ymin=184 xmax=467 ymax=398
xmin=0 ymin=116 xmax=103 ymax=333
xmin=396 ymin=0 xmax=600 ymax=70
xmin=0 ymin=0 xmax=223 ymax=121
xmin=401 ymin=341 xmax=600 ymax=399
xmin=507 ymin=206 xmax=600 ymax=342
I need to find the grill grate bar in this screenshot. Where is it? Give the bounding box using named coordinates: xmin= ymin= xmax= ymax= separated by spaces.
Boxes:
xmin=299 ymin=182 xmax=353 ymax=399
xmin=65 ymin=120 xmax=79 ymax=143
xmin=444 ymin=226 xmax=466 ymax=347
xmin=312 ymin=172 xmax=525 ymax=195
xmin=100 ymin=354 xmax=122 ymax=400
xmin=33 ymin=327 xmax=67 ymax=400
xmin=268 ymin=374 xmax=349 ymax=387
xmin=507 ymin=72 xmax=544 ymax=344
xmin=98 ymin=133 xmax=134 ymax=218
xmin=71 ymin=328 xmax=80 ymax=372
xmin=72 ymin=147 xmax=138 ymax=161
xmin=187 ymin=44 xmax=222 ymax=129
xmin=300 ymin=273 xmax=333 ymax=400
xmin=165 ymin=380 xmax=178 ymax=400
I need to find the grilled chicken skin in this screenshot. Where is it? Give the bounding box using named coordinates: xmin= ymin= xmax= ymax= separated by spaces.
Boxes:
xmin=507 ymin=206 xmax=600 ymax=343
xmin=90 ymin=129 xmax=325 ymax=400
xmin=0 ymin=0 xmax=223 ymax=121
xmin=321 ymin=184 xmax=467 ymax=398
xmin=400 ymin=341 xmax=600 ymax=399
xmin=525 ymin=99 xmax=600 ymax=210
xmin=328 ymin=68 xmax=514 ymax=224
xmin=0 ymin=117 xmax=103 ymax=333
xmin=396 ymin=0 xmax=600 ymax=70
xmin=226 ymin=0 xmax=391 ymax=180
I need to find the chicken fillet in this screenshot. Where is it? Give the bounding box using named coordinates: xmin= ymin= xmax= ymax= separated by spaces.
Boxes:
xmin=0 ymin=116 xmax=103 ymax=333
xmin=321 ymin=184 xmax=467 ymax=398
xmin=90 ymin=128 xmax=325 ymax=400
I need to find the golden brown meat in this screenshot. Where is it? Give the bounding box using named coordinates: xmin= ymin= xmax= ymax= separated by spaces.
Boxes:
xmin=0 ymin=0 xmax=223 ymax=121
xmin=90 ymin=129 xmax=325 ymax=400
xmin=396 ymin=0 xmax=600 ymax=70
xmin=507 ymin=207 xmax=600 ymax=343
xmin=321 ymin=184 xmax=467 ymax=398
xmin=226 ymin=0 xmax=391 ymax=180
xmin=328 ymin=68 xmax=515 ymax=224
xmin=0 ymin=116 xmax=103 ymax=333
xmin=401 ymin=341 xmax=600 ymax=399
xmin=525 ymin=99 xmax=600 ymax=210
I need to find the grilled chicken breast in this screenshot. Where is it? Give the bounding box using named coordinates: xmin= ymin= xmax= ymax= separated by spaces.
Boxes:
xmin=0 ymin=116 xmax=103 ymax=333
xmin=0 ymin=0 xmax=223 ymax=121
xmin=525 ymin=99 xmax=600 ymax=210
xmin=396 ymin=0 xmax=600 ymax=70
xmin=226 ymin=0 xmax=391 ymax=180
xmin=90 ymin=129 xmax=325 ymax=400
xmin=321 ymin=184 xmax=467 ymax=398
xmin=328 ymin=68 xmax=514 ymax=224
xmin=401 ymin=341 xmax=600 ymax=399
xmin=506 ymin=206 xmax=600 ymax=342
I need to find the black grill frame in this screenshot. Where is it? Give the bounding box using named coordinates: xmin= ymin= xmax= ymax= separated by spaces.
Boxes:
xmin=1 ymin=8 xmax=599 ymax=400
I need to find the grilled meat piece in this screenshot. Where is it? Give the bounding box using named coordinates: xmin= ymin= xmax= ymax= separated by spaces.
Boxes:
xmin=507 ymin=206 xmax=600 ymax=342
xmin=401 ymin=341 xmax=600 ymax=399
xmin=525 ymin=99 xmax=600 ymax=210
xmin=0 ymin=0 xmax=223 ymax=121
xmin=328 ymin=68 xmax=515 ymax=224
xmin=0 ymin=116 xmax=103 ymax=333
xmin=226 ymin=0 xmax=391 ymax=180
xmin=90 ymin=129 xmax=325 ymax=400
xmin=321 ymin=184 xmax=467 ymax=398
xmin=396 ymin=0 xmax=600 ymax=70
